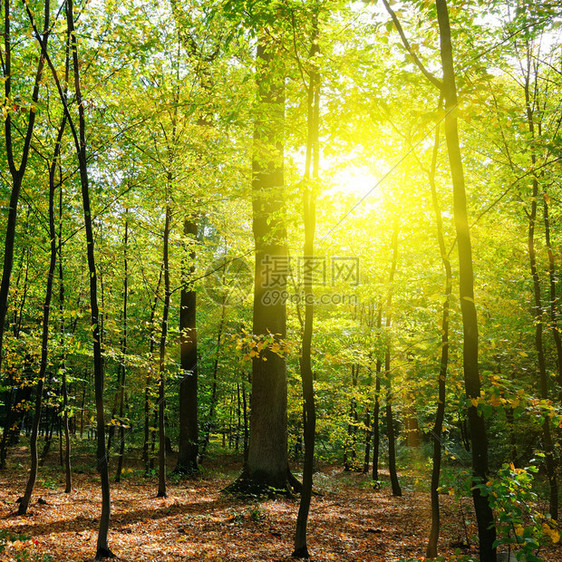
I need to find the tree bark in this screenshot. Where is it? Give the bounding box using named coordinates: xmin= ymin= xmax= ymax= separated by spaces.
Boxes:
xmin=157 ymin=204 xmax=172 ymax=498
xmin=426 ymin=121 xmax=452 ymax=559
xmin=0 ymin=0 xmax=49 ymax=378
xmin=372 ymin=305 xmax=383 ymax=482
xmin=543 ymin=187 xmax=562 ymax=395
xmin=176 ymin=218 xmax=199 ymax=475
xmin=384 ymin=222 xmax=402 ymax=498
xmin=17 ymin=78 xmax=63 ymax=516
xmin=115 ymin=212 xmax=129 ymax=483
xmin=199 ymin=301 xmax=225 ymax=462
xmin=524 ymin=78 xmax=558 ymax=518
xmin=142 ymin=265 xmax=163 ymax=474
xmin=436 ymin=1 xmax=496 ymax=558
xmin=55 ymin=0 xmax=115 ymax=555
xmin=293 ymin=23 xmax=320 ymax=555
xmin=229 ymin=32 xmax=292 ymax=494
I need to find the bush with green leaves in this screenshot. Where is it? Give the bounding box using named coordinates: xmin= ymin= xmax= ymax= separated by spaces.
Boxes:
xmin=477 ymin=460 xmax=560 ymax=561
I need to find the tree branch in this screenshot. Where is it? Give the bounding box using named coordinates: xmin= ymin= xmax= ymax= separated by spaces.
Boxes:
xmin=381 ymin=0 xmax=442 ymax=90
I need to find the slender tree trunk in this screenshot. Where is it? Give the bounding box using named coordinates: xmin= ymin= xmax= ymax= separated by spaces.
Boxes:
xmin=426 ymin=122 xmax=452 ymax=559
xmin=436 ymin=1 xmax=496 ymax=558
xmin=176 ymin=218 xmax=198 ymax=475
xmin=157 ymin=204 xmax=172 ymax=498
xmin=58 ymin=0 xmax=114 ymax=555
xmin=242 ymin=375 xmax=249 ymax=463
xmin=525 ymin=137 xmax=558 ymax=522
xmin=344 ymin=365 xmax=359 ymax=471
xmin=528 ymin=190 xmax=558 ymax=517
xmin=0 ymin=0 xmax=48 ymax=376
xmin=543 ymin=189 xmax=562 ymax=394
xmin=384 ymin=222 xmax=402 ymax=498
xmin=363 ymin=407 xmax=371 ymax=474
xmin=519 ymin=50 xmax=559 ymax=520
xmin=142 ymin=265 xmax=163 ymax=474
xmin=199 ymin=302 xmax=225 ymax=462
xmin=293 ymin=23 xmax=319 ymax=555
xmin=59 ymin=174 xmax=72 ymax=492
xmin=372 ymin=305 xmax=383 ymax=482
xmin=17 ymin=97 xmax=62 ymax=516
xmin=115 ymin=213 xmax=129 ymax=483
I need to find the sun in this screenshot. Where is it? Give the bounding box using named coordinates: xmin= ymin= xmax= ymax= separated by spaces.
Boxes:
xmin=327 ymin=160 xmax=391 ymax=209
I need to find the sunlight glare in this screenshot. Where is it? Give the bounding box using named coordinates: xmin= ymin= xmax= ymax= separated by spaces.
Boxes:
xmin=329 ymin=165 xmax=378 ymax=198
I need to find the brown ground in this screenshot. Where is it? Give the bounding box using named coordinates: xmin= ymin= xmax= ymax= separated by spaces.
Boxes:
xmin=0 ymin=450 xmax=558 ymax=561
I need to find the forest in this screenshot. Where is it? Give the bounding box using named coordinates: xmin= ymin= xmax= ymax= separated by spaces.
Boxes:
xmin=0 ymin=0 xmax=561 ymax=560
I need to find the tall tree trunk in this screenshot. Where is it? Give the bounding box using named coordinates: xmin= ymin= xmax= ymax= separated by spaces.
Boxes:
xmin=0 ymin=0 xmax=48 ymax=376
xmin=157 ymin=203 xmax=172 ymax=498
xmin=524 ymin=97 xmax=558 ymax=519
xmin=436 ymin=1 xmax=496 ymax=558
xmin=59 ymin=169 xmax=72 ymax=492
xmin=176 ymin=218 xmax=198 ymax=475
xmin=528 ymin=182 xmax=558 ymax=518
xmin=344 ymin=365 xmax=359 ymax=471
xmin=17 ymin=89 xmax=63 ymax=517
xmin=372 ymin=305 xmax=383 ymax=482
xmin=51 ymin=0 xmax=115 ymax=555
xmin=293 ymin=22 xmax=319 ymax=556
xmin=362 ymin=406 xmax=371 ymax=474
xmin=543 ymin=189 xmax=562 ymax=394
xmin=142 ymin=265 xmax=163 ymax=475
xmin=426 ymin=121 xmax=452 ymax=559
xmin=242 ymin=374 xmax=249 ymax=463
xmin=115 ymin=212 xmax=129 ymax=483
xmin=229 ymin=31 xmax=292 ymax=494
xmin=385 ymin=221 xmax=402 ymax=498
xmin=199 ymin=301 xmax=225 ymax=462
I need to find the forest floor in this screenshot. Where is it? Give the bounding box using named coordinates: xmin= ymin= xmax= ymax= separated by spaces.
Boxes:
xmin=0 ymin=446 xmax=558 ymax=561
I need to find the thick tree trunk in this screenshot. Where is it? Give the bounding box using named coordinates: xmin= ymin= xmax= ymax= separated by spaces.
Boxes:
xmin=176 ymin=218 xmax=199 ymax=475
xmin=229 ymin=33 xmax=292 ymax=495
xmin=436 ymin=1 xmax=496 ymax=558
